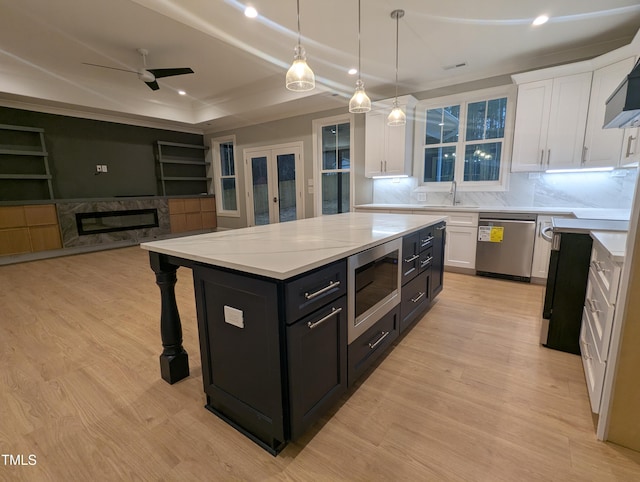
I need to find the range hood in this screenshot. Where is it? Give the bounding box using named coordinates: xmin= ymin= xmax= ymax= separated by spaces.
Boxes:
xmin=604 ymin=59 xmax=640 ymax=129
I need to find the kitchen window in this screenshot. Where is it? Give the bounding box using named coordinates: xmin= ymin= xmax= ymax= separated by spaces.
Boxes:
xmin=313 ymin=114 xmax=354 ymax=215
xmin=212 ymin=135 xmax=240 ymax=217
xmin=416 ymin=86 xmax=515 ymax=191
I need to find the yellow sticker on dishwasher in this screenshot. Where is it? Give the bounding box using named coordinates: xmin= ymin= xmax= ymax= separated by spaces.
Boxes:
xmin=490 ymin=226 xmax=504 ymax=242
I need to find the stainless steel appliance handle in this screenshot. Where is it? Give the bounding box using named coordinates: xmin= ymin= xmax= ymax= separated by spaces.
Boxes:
xmin=404 ymin=254 xmax=420 ymax=263
xmin=305 ymin=280 xmax=340 ymax=300
xmin=307 ymin=307 xmax=342 ymax=330
xmin=540 ymin=226 xmax=554 ymax=242
xmin=479 ymin=219 xmax=536 ymax=224
xmin=410 ymin=292 xmax=426 ymax=303
xmin=368 ymin=331 xmax=390 ymax=350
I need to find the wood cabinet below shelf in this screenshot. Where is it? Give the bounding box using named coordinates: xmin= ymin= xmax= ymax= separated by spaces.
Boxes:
xmin=0 ymin=204 xmax=62 ymax=256
xmin=168 ymin=197 xmax=216 ymax=234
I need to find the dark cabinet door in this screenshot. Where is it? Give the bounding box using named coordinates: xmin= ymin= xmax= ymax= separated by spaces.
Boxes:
xmin=287 ymin=296 xmax=348 ymax=440
xmin=193 ymin=266 xmax=285 ymax=453
xmin=400 ymin=269 xmax=430 ymax=334
xmin=431 ymin=222 xmax=446 ymax=298
xmin=401 ymin=232 xmax=420 ymax=285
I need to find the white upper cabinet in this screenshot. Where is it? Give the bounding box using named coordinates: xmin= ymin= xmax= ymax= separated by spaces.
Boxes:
xmin=511 ymin=72 xmax=592 ymax=172
xmin=583 ymin=57 xmax=637 ymax=168
xmin=365 ymin=95 xmax=416 ymax=178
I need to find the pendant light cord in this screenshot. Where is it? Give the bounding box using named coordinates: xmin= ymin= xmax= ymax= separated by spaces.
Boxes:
xmin=296 ymin=0 xmax=301 ymax=46
xmin=357 ymin=0 xmax=362 ymax=81
xmin=394 ymin=11 xmax=399 ymax=100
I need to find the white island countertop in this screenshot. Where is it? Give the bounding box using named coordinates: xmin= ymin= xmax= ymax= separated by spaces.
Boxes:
xmin=141 ymin=212 xmax=446 ymax=280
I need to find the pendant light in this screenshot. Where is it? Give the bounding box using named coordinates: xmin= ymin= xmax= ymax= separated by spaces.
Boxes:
xmin=387 ymin=9 xmax=406 ymax=126
xmin=286 ymin=0 xmax=315 ymax=92
xmin=349 ymin=0 xmax=371 ymax=113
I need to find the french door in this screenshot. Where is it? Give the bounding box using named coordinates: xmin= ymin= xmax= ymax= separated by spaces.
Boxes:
xmin=245 ymin=143 xmax=304 ymax=226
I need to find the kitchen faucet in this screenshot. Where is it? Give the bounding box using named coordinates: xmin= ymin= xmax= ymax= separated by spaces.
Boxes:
xmin=449 ymin=180 xmax=458 ymax=205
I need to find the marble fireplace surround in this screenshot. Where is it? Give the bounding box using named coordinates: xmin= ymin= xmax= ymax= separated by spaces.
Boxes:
xmin=57 ymin=198 xmax=170 ymax=248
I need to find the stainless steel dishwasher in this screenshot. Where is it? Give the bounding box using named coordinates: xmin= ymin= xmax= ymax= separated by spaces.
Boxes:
xmin=475 ymin=212 xmax=537 ymax=282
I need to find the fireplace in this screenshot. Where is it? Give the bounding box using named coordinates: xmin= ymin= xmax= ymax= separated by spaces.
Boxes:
xmin=75 ymin=209 xmax=159 ymax=235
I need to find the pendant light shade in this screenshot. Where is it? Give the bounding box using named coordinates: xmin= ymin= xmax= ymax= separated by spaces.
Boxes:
xmin=349 ymin=0 xmax=371 ymax=113
xmin=349 ymin=79 xmax=371 ymax=113
xmin=286 ymin=0 xmax=315 ymax=92
xmin=387 ymin=9 xmax=406 ymax=126
xmin=286 ymin=45 xmax=315 ymax=91
xmin=388 ymin=100 xmax=406 ymax=126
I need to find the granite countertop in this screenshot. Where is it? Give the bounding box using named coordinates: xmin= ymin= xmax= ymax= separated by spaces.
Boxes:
xmin=355 ymin=204 xmax=631 ymax=220
xmin=591 ymin=231 xmax=627 ymax=263
xmin=141 ymin=212 xmax=446 ymax=280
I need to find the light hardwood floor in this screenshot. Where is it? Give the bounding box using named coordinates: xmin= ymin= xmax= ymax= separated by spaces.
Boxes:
xmin=1 ymin=246 xmax=640 ymax=481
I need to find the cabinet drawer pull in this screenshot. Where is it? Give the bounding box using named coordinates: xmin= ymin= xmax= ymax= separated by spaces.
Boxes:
xmin=436 ymin=225 xmax=446 ymax=231
xmin=420 ymin=236 xmax=434 ymax=246
xmin=587 ymin=299 xmax=600 ymax=314
xmin=421 ymin=256 xmax=433 ymax=268
xmin=368 ymin=331 xmax=390 ymax=350
xmin=627 ymin=135 xmax=636 ymax=158
xmin=411 ymin=292 xmax=425 ymax=303
xmin=404 ymin=254 xmax=419 ymax=263
xmin=304 ymin=280 xmax=341 ymax=300
xmin=307 ymin=307 xmax=342 ymax=330
xmin=404 ymin=267 xmax=416 ymax=277
xmin=539 ymin=149 xmax=544 ymax=166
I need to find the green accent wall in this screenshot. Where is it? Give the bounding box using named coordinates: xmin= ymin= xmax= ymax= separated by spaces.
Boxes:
xmin=0 ymin=107 xmax=203 ymax=200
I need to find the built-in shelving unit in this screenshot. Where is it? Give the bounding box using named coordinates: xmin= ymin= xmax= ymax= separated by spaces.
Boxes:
xmin=0 ymin=124 xmax=54 ymax=201
xmin=156 ymin=141 xmax=210 ymax=196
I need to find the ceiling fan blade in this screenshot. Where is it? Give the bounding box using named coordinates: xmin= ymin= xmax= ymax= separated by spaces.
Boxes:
xmin=82 ymin=62 xmax=138 ymax=74
xmin=145 ymin=80 xmax=160 ymax=91
xmin=147 ymin=68 xmax=194 ymax=79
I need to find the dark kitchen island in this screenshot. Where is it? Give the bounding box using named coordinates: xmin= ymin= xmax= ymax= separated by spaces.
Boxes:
xmin=141 ymin=212 xmax=446 ymax=454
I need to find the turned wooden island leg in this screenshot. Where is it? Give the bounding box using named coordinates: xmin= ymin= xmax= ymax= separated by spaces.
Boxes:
xmin=149 ymin=252 xmax=189 ymax=384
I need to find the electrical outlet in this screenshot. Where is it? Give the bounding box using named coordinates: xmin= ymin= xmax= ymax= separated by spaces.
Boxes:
xmin=417 ymin=192 xmax=427 ymax=202
xmin=101 ymin=164 xmax=108 ymax=173
xmin=96 ymin=165 xmax=102 ymax=172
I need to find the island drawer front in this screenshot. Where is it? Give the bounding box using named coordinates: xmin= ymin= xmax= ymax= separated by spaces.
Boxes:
xmin=348 ymin=306 xmax=399 ymax=386
xmin=419 ymin=247 xmax=433 ymax=273
xmin=402 ymin=231 xmax=420 ymax=284
xmin=419 ymin=226 xmax=435 ymax=251
xmin=400 ymin=269 xmax=430 ymax=334
xmin=284 ymin=260 xmax=347 ymax=323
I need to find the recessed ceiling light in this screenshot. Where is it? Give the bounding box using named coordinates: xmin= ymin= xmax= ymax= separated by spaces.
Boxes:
xmin=533 ymin=15 xmax=549 ymax=26
xmin=348 ymin=68 xmax=357 ymax=75
xmin=244 ymin=6 xmax=258 ymax=18
xmin=178 ymin=90 xmax=186 ymax=96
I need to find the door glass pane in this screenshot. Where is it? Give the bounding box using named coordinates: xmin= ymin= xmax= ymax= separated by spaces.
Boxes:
xmin=336 ymin=123 xmax=350 ymax=169
xmin=423 ymin=146 xmax=455 ymax=182
xmin=221 ymin=178 xmax=237 ymax=211
xmin=276 ymin=153 xmax=297 ymax=223
xmin=251 ymin=156 xmax=269 ymax=225
xmin=425 ymin=105 xmax=459 ymax=144
xmin=463 ymin=142 xmax=502 ymax=181
xmin=321 ymin=172 xmax=350 ymax=215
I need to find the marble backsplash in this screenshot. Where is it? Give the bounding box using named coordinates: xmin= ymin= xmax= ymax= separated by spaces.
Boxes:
xmin=372 ymin=169 xmax=638 ymax=209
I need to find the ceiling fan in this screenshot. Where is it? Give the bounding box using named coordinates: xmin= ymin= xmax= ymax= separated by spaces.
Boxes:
xmin=83 ymin=48 xmax=194 ymax=91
